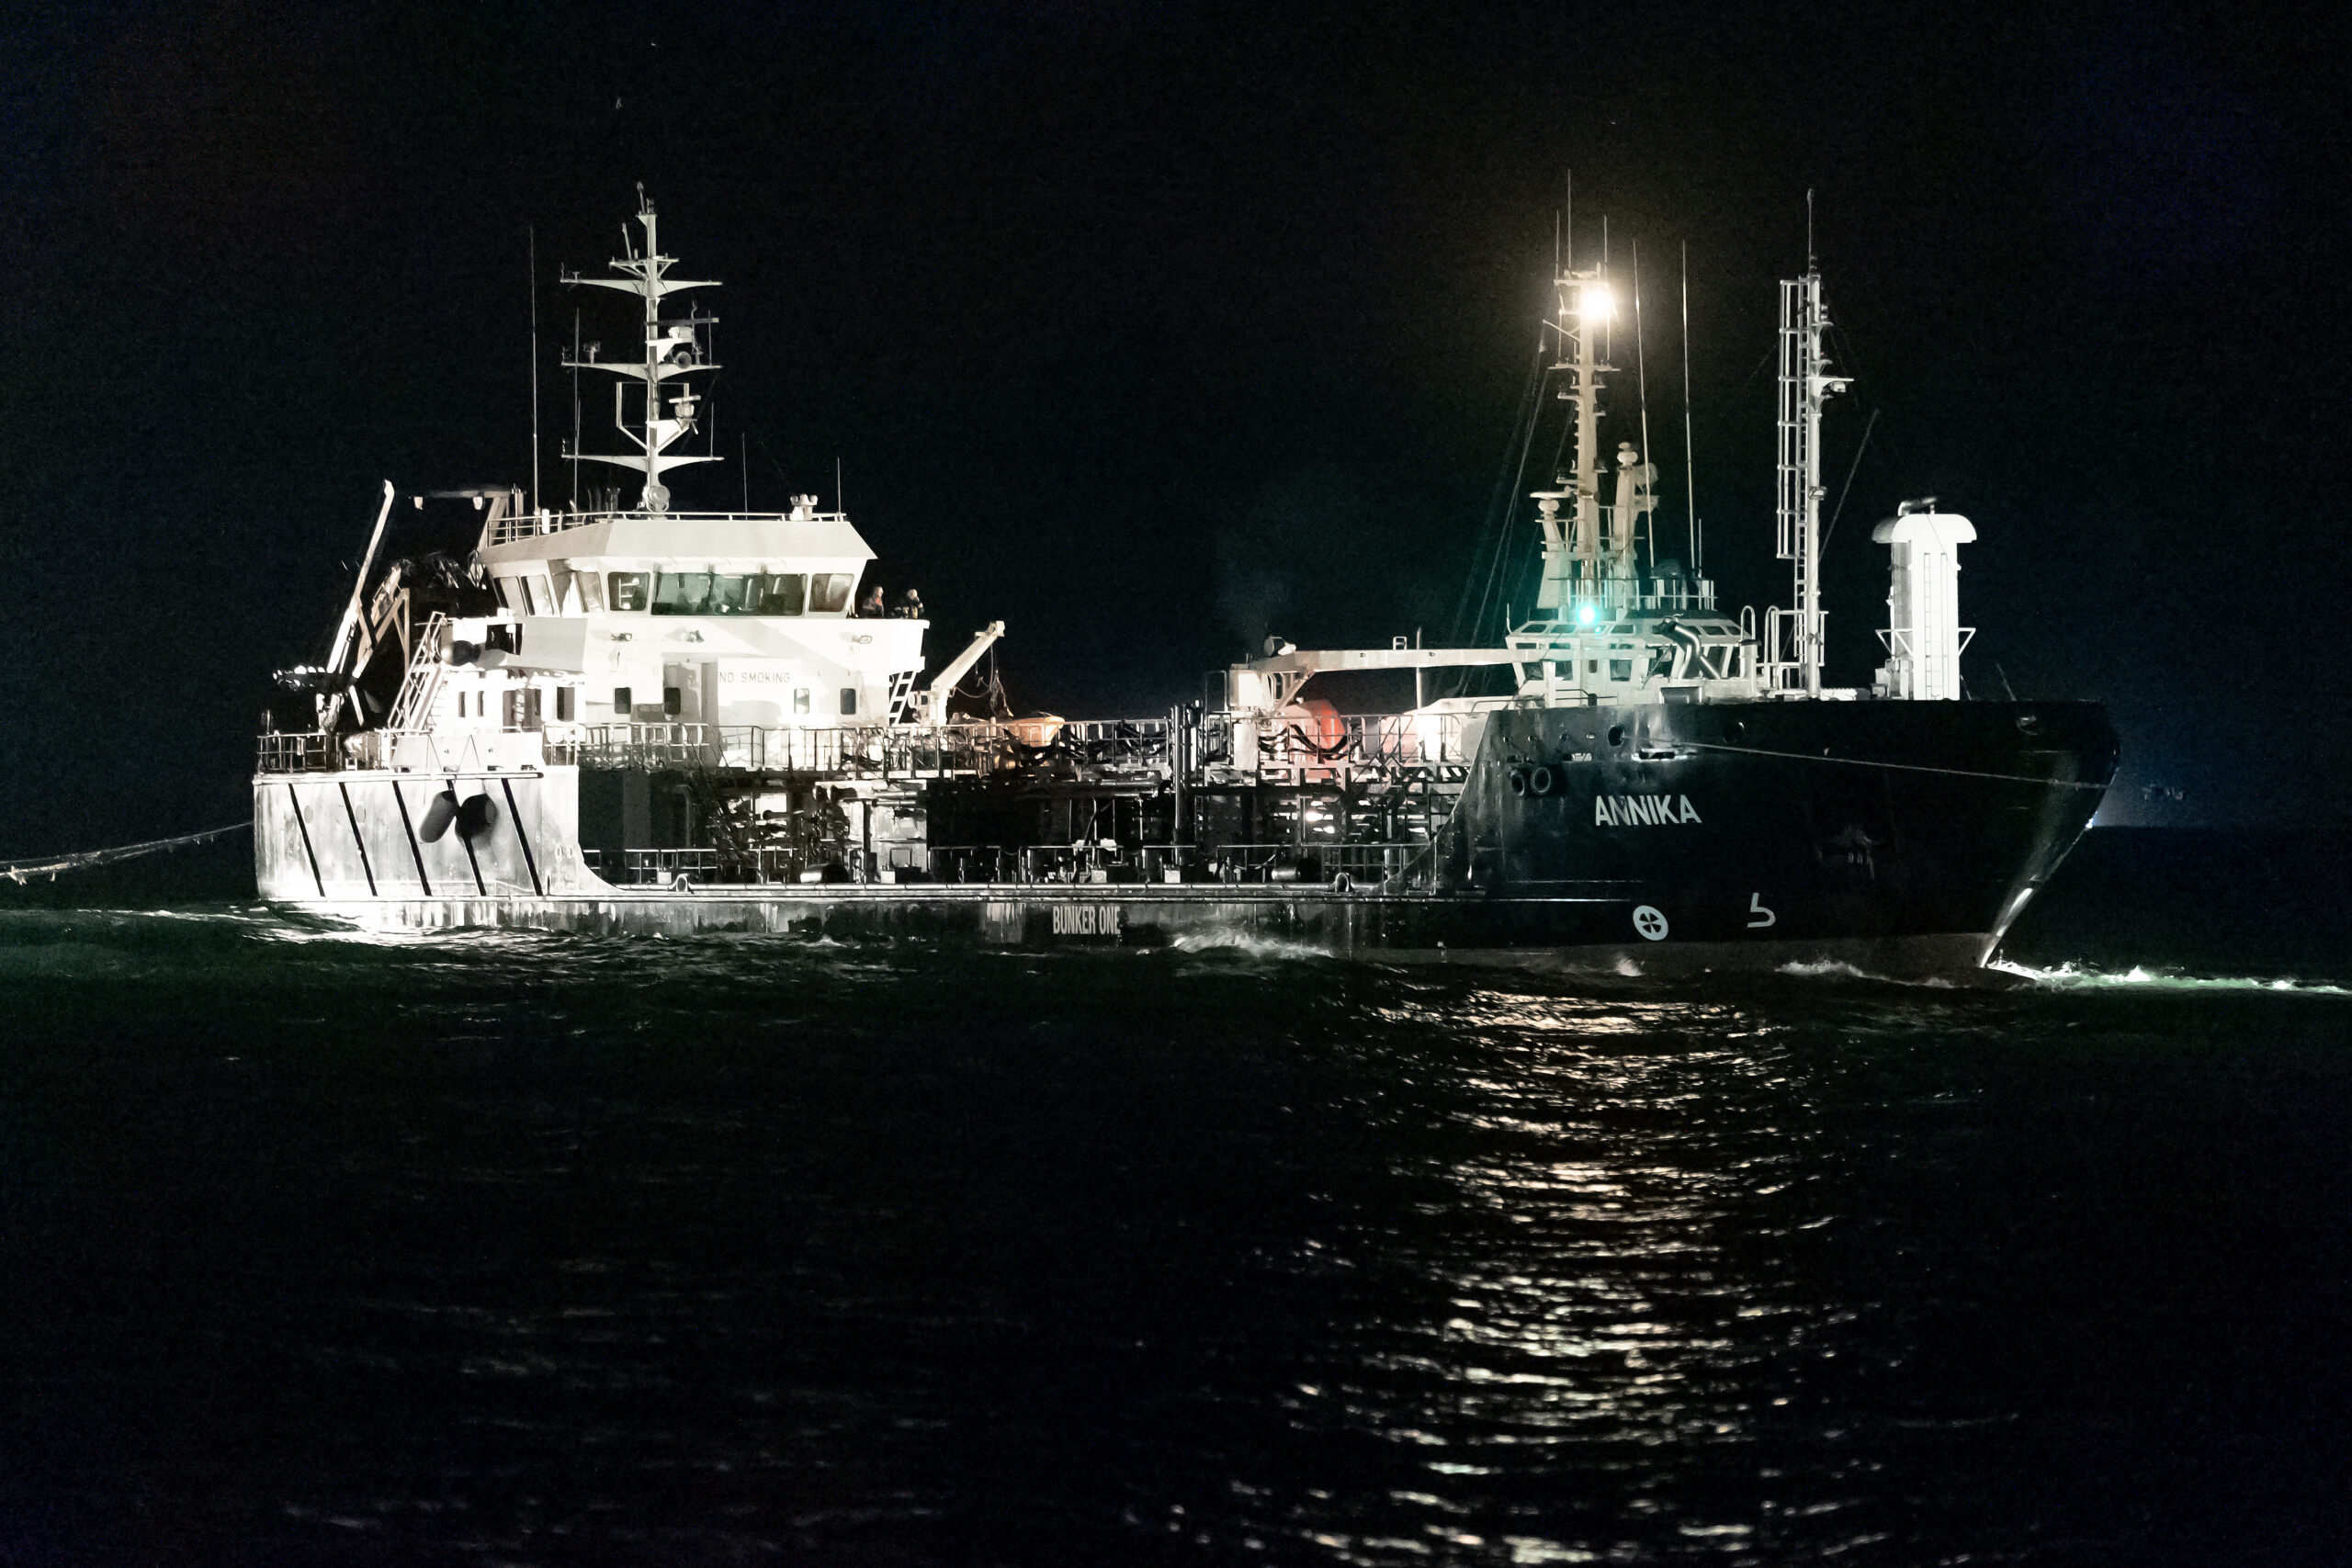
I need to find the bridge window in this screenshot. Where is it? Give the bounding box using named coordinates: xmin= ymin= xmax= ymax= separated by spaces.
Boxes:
xmin=606 ymin=572 xmax=650 ymax=611
xmin=1610 ymin=660 xmax=1634 ymax=682
xmin=840 ymin=687 xmax=857 ymax=716
xmin=755 ymin=572 xmax=807 ymax=615
xmin=653 ymin=572 xmax=727 ymax=615
xmin=612 ymin=685 xmax=631 ymax=713
xmin=649 ymin=571 xmax=840 ymax=616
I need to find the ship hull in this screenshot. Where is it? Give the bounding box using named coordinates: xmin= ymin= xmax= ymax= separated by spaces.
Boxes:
xmin=255 ymin=699 xmax=2113 ymax=980
xmin=256 ymin=884 xmax=1995 ymax=979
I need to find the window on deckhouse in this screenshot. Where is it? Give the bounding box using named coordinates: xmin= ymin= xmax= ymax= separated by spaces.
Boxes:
xmin=756 ymin=573 xmax=807 ymax=615
xmin=810 ymin=573 xmax=854 ymax=614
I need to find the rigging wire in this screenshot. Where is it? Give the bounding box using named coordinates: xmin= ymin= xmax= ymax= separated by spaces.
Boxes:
xmin=1448 ymin=338 xmax=1549 ymax=647
xmin=1820 ymin=405 xmax=1881 ymax=550
xmin=1467 ymin=354 xmax=1555 ymax=648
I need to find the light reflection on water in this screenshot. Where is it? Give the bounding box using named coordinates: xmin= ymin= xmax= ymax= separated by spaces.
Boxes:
xmin=1259 ymin=999 xmax=1838 ymax=1562
xmin=0 ymin=908 xmax=2346 ymax=1563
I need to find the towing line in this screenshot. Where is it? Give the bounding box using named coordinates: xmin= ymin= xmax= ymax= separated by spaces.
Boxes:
xmin=2 ymin=822 xmax=253 ymax=884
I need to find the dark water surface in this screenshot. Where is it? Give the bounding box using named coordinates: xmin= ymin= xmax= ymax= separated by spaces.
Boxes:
xmin=2 ymin=831 xmax=2347 ymax=1565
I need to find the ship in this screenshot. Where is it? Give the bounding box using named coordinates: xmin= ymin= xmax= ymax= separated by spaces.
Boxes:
xmin=254 ymin=191 xmax=2116 ymax=978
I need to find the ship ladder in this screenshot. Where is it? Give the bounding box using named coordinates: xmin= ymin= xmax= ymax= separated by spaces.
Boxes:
xmin=885 ymin=668 xmax=919 ymax=726
xmin=387 ymin=612 xmax=451 ymax=732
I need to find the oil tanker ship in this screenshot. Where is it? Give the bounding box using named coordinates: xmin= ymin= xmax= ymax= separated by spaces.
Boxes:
xmin=254 ymin=193 xmax=2114 ymax=976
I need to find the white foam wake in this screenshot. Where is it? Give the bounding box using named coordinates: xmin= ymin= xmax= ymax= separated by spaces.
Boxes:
xmin=1989 ymin=959 xmax=2349 ymax=996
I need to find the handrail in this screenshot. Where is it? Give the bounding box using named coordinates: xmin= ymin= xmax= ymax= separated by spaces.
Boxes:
xmin=255 ymin=732 xmax=339 ymax=774
xmin=262 ymin=710 xmax=1481 ymax=781
xmin=487 ymin=507 xmax=854 ymax=547
xmin=594 ymin=840 xmax=1438 ymax=889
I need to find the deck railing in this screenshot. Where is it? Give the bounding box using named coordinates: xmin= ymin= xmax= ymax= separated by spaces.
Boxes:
xmin=486 ymin=506 xmax=853 ymax=547
xmin=255 ymin=731 xmax=339 ymax=773
xmin=590 ymin=840 xmax=1437 ymax=890
xmin=261 ymin=710 xmax=1481 ymax=781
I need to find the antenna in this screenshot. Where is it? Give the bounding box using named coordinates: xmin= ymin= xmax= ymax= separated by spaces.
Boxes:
xmin=836 ymin=454 xmax=844 ymax=516
xmin=1633 ymin=240 xmax=1653 ymax=573
xmin=741 ymin=432 xmax=750 ymax=511
xmin=1680 ymin=242 xmax=1699 ymax=574
xmin=1806 ymin=187 xmax=1816 ymax=270
xmin=1565 ymin=170 xmax=1573 ymax=272
xmin=1601 ymin=214 xmax=1611 ymax=361
xmin=569 ymin=308 xmax=582 ymax=509
xmin=527 ymin=227 xmax=541 ymax=516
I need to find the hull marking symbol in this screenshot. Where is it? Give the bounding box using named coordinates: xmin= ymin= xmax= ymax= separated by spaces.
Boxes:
xmin=1632 ymin=905 xmax=1669 ymax=942
xmin=1747 ymin=893 xmax=1777 ymax=930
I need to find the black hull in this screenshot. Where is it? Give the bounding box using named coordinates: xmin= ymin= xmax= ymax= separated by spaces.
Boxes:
xmin=1431 ymin=698 xmax=2116 ymax=956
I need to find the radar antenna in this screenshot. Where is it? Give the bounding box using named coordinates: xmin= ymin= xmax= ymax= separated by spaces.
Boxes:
xmin=559 ymin=189 xmax=724 ymax=513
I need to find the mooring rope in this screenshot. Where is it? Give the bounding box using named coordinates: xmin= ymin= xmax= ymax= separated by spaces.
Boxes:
xmin=1 ymin=822 xmax=253 ymax=884
xmin=1679 ymin=741 xmax=2104 ymax=790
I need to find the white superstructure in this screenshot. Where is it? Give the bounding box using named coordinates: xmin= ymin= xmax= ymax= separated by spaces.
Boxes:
xmin=456 ymin=193 xmax=925 ymax=750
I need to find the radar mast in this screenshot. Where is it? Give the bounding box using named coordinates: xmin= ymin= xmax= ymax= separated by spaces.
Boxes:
xmin=560 ymin=186 xmax=723 ymax=513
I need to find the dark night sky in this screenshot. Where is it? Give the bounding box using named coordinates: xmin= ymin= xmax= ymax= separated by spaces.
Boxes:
xmin=5 ymin=0 xmax=2348 ymax=855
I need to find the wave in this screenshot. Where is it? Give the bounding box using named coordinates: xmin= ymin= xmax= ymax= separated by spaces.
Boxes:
xmin=1989 ymin=959 xmax=2351 ymax=996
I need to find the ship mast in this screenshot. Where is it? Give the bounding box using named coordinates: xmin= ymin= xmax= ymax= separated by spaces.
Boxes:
xmin=1773 ymin=230 xmax=1847 ymax=694
xmin=1566 ymin=261 xmax=1609 ymax=592
xmin=560 ymin=186 xmax=723 ymax=513
xmin=1530 ymin=254 xmax=1619 ymax=626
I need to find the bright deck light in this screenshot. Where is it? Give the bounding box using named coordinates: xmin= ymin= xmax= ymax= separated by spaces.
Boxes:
xmin=1578 ymin=283 xmax=1614 ymax=320
xmin=1577 ymin=604 xmax=1597 ymax=626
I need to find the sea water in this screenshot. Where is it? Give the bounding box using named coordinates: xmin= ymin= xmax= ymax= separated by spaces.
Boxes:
xmin=0 ymin=829 xmax=2346 ymax=1565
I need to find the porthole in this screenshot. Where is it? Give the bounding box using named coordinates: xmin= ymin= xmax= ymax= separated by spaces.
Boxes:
xmin=1607 ymin=725 xmax=1625 ymax=747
